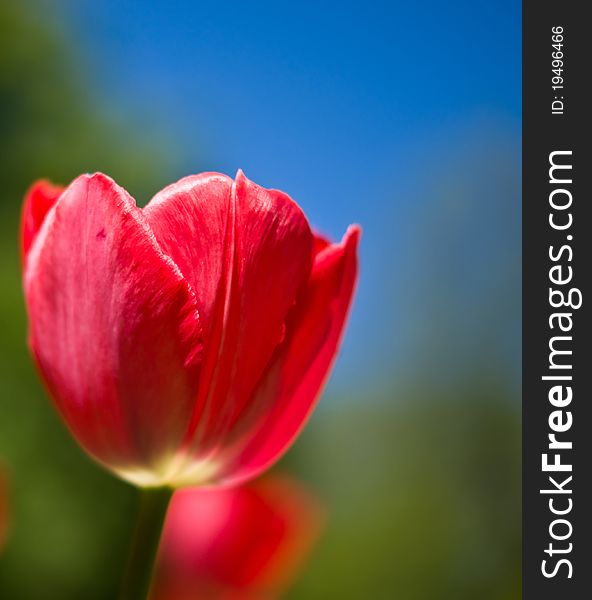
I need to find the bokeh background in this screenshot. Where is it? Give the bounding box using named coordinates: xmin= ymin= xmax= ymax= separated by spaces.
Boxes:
xmin=0 ymin=0 xmax=521 ymax=598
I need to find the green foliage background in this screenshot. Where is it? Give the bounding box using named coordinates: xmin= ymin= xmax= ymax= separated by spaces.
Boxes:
xmin=0 ymin=1 xmax=520 ymax=598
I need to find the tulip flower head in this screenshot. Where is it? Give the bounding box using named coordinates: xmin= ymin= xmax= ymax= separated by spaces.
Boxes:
xmin=152 ymin=475 xmax=323 ymax=600
xmin=22 ymin=171 xmax=359 ymax=488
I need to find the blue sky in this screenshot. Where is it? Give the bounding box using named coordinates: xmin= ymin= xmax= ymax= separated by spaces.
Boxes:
xmin=61 ymin=0 xmax=521 ymax=393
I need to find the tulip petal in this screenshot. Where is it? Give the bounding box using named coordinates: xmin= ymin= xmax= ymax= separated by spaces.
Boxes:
xmin=21 ymin=179 xmax=65 ymax=262
xmin=143 ymin=173 xmax=234 ymax=333
xmin=144 ymin=172 xmax=313 ymax=461
xmin=24 ymin=173 xmax=203 ymax=477
xmin=221 ymin=225 xmax=360 ymax=485
xmin=312 ymin=231 xmax=331 ymax=256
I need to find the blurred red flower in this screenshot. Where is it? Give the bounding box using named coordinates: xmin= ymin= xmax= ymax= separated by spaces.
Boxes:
xmin=151 ymin=475 xmax=324 ymax=600
xmin=21 ymin=171 xmax=359 ymax=487
xmin=0 ymin=464 xmax=8 ymax=552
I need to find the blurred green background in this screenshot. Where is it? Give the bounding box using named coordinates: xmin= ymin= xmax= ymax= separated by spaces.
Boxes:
xmin=0 ymin=0 xmax=520 ymax=598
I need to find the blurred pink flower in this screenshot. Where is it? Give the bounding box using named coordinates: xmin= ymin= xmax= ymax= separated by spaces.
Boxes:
xmin=0 ymin=464 xmax=8 ymax=552
xmin=152 ymin=475 xmax=324 ymax=600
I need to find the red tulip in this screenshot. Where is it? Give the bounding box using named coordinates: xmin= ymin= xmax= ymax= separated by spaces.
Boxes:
xmin=152 ymin=475 xmax=323 ymax=600
xmin=22 ymin=171 xmax=359 ymax=487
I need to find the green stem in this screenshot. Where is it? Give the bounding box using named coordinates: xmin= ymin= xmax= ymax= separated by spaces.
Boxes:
xmin=119 ymin=487 xmax=173 ymax=600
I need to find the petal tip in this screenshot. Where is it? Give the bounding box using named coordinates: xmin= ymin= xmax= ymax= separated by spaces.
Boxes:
xmin=24 ymin=178 xmax=62 ymax=198
xmin=84 ymin=171 xmax=118 ymax=189
xmin=64 ymin=172 xmax=114 ymax=196
xmin=234 ymin=168 xmax=249 ymax=190
xmin=21 ymin=179 xmax=66 ymax=262
xmin=344 ymin=224 xmax=362 ymax=245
